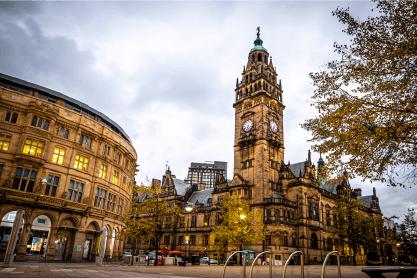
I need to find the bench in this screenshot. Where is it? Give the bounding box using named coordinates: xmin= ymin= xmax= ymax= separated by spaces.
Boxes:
xmin=362 ymin=267 xmax=417 ymax=278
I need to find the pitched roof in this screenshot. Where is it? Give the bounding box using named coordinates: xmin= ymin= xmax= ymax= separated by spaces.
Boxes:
xmin=320 ymin=183 xmax=337 ymax=195
xmin=289 ymin=162 xmax=305 ymax=178
xmin=358 ymin=195 xmax=373 ymax=208
xmin=172 ymin=178 xmax=190 ymax=196
xmin=187 ymin=188 xmax=214 ymax=206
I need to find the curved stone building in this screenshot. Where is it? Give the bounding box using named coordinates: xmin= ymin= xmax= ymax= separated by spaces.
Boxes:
xmin=0 ymin=73 xmax=137 ymax=262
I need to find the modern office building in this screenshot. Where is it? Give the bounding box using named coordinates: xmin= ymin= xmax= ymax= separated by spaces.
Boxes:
xmin=185 ymin=161 xmax=227 ymax=188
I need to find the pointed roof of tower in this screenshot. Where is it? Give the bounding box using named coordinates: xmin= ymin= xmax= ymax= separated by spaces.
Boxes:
xmin=250 ymin=27 xmax=268 ymax=53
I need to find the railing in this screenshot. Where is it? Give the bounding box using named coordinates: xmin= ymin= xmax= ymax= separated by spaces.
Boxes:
xmin=264 ymin=197 xmax=296 ymax=207
xmin=283 ymin=251 xmax=304 ymax=278
xmin=249 ymin=251 xmax=272 ymax=278
xmin=222 ymin=251 xmax=247 ymax=278
xmin=321 ymin=251 xmax=341 ymax=278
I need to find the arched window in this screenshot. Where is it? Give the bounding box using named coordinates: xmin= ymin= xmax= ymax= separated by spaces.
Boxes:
xmin=275 ymin=209 xmax=280 ymax=218
xmin=258 ymin=53 xmax=262 ymax=61
xmin=267 ymin=209 xmax=271 ymax=217
xmin=311 ymin=233 xmax=318 ymax=249
xmin=287 ymin=211 xmax=290 ymax=219
xmin=292 ymin=212 xmax=295 ymax=219
xmin=207 ymin=198 xmax=212 ymax=207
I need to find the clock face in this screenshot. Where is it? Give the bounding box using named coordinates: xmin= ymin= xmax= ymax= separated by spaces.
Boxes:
xmin=270 ymin=121 xmax=278 ymax=133
xmin=243 ymin=120 xmax=253 ymax=132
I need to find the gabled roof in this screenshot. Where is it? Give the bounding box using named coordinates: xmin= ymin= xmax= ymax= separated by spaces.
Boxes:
xmin=358 ymin=195 xmax=373 ymax=208
xmin=187 ymin=188 xmax=214 ymax=206
xmin=289 ymin=162 xmax=306 ymax=178
xmin=320 ymin=183 xmax=337 ymax=195
xmin=172 ymin=178 xmax=190 ymax=196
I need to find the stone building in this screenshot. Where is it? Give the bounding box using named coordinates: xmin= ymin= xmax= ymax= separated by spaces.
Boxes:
xmin=0 ymin=73 xmax=137 ymax=261
xmin=131 ymin=30 xmax=383 ymax=264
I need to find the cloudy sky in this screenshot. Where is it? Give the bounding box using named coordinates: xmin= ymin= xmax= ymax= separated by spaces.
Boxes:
xmin=0 ymin=1 xmax=415 ymax=222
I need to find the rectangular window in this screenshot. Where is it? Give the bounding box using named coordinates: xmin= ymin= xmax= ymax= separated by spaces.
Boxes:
xmin=52 ymin=147 xmax=65 ymax=165
xmin=79 ymin=135 xmax=92 ymax=149
xmin=99 ymin=164 xmax=107 ymax=179
xmin=103 ymin=145 xmax=110 ymax=155
xmin=94 ymin=187 xmax=107 ymax=209
xmin=122 ymin=176 xmax=127 ymax=190
xmin=12 ymin=168 xmax=37 ymax=192
xmin=22 ymin=139 xmax=44 ymax=157
xmin=204 ymin=214 xmax=209 ymax=227
xmin=118 ymin=197 xmax=124 ymax=215
xmin=215 ymin=212 xmax=224 ymax=225
xmin=0 ymin=134 xmax=11 ymax=151
xmin=309 ymin=202 xmax=319 ymax=221
xmin=30 ymin=116 xmax=49 ymax=130
xmin=218 ymin=195 xmax=223 ymax=205
xmin=116 ymin=152 xmax=121 ymax=164
xmin=74 ymin=154 xmax=89 ymax=171
xmin=203 ymin=235 xmax=209 ymax=246
xmin=45 ymin=175 xmax=59 ymax=197
xmin=112 ymin=170 xmax=119 ymax=185
xmin=4 ymin=112 xmax=18 ymax=124
xmin=180 ymin=217 xmax=185 ymax=228
xmin=58 ymin=128 xmax=69 ymax=139
xmin=178 ymin=235 xmax=184 ymax=245
xmin=164 ymin=235 xmax=170 ymax=245
xmin=265 ymin=235 xmax=271 ymax=246
xmin=107 ymin=193 xmax=116 ymax=212
xmin=326 ymin=210 xmax=331 ymax=226
xmin=191 ymin=216 xmax=197 ymax=228
xmin=190 ymin=235 xmax=196 ymax=245
xmin=66 ymin=180 xmax=84 ymax=203
xmin=166 ymin=217 xmax=172 ymax=229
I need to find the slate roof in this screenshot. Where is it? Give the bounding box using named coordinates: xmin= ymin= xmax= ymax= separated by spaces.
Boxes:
xmin=320 ymin=183 xmax=337 ymax=195
xmin=0 ymin=73 xmax=131 ymax=143
xmin=271 ymin=193 xmax=284 ymax=198
xmin=358 ymin=195 xmax=373 ymax=208
xmin=289 ymin=162 xmax=306 ymax=178
xmin=172 ymin=178 xmax=191 ymax=196
xmin=188 ymin=188 xmax=214 ymax=206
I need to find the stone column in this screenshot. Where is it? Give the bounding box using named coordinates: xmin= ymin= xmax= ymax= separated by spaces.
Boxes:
xmin=104 ymin=232 xmax=113 ymax=260
xmin=45 ymin=227 xmax=58 ymax=261
xmin=3 ymin=209 xmax=24 ymax=267
xmin=15 ymin=221 xmax=32 ymax=261
xmin=95 ymin=227 xmax=107 ymax=266
xmin=70 ymin=231 xmax=86 ymax=261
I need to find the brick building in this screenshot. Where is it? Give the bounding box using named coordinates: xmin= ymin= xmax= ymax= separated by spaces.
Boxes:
xmin=131 ymin=30 xmax=383 ymax=264
xmin=0 ymin=73 xmax=137 ymax=262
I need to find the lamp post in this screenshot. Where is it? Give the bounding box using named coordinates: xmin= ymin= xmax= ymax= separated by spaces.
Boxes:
xmin=239 ymin=211 xmax=246 ymax=266
xmin=347 ymin=206 xmax=357 ymax=266
xmin=185 ymin=204 xmax=193 ymax=264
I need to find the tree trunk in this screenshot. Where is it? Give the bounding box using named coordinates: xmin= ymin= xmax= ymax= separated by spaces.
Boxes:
xmin=154 ymin=237 xmax=158 ymax=266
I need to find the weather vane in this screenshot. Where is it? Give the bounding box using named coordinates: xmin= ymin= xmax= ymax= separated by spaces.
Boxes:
xmin=256 ymin=26 xmax=260 ymax=35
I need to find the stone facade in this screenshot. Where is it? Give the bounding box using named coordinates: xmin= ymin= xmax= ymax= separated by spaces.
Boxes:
xmin=0 ymin=74 xmax=137 ymax=262
xmin=131 ymin=31 xmax=383 ymax=264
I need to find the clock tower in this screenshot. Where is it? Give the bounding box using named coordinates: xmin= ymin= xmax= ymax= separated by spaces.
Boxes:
xmin=231 ymin=28 xmax=285 ymax=204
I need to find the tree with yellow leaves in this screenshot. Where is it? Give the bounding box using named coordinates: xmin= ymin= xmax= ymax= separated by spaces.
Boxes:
xmin=120 ymin=183 xmax=183 ymax=266
xmin=212 ymin=193 xmax=267 ymax=265
xmin=302 ymin=0 xmax=417 ymax=187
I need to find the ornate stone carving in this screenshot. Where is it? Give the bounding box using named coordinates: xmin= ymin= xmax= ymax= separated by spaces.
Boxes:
xmin=62 ymin=191 xmax=68 ymax=199
xmin=2 ymin=179 xmax=12 ymax=189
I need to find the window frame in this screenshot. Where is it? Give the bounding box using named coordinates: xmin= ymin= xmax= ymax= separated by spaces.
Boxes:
xmin=12 ymin=167 xmax=37 ymax=192
xmin=74 ymin=154 xmax=89 ymax=172
xmin=30 ymin=116 xmax=49 ymax=131
xmin=0 ymin=134 xmax=11 ymax=151
xmin=52 ymin=146 xmax=65 ymax=165
xmin=22 ymin=138 xmax=44 ymax=157
xmin=4 ymin=112 xmax=18 ymax=124
xmin=66 ymin=179 xmax=84 ymax=203
xmin=45 ymin=175 xmax=60 ymax=197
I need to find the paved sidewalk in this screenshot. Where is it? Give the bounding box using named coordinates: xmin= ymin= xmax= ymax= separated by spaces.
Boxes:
xmin=0 ymin=262 xmax=416 ymax=278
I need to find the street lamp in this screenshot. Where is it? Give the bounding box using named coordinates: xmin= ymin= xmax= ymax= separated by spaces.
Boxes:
xmin=239 ymin=212 xmax=246 ymax=266
xmin=184 ymin=204 xmax=193 ymax=264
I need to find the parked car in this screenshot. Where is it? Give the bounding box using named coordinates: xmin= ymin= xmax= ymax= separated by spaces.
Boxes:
xmin=122 ymin=252 xmax=132 ymax=260
xmin=226 ymin=260 xmax=237 ymax=266
xmin=145 ymin=252 xmax=162 ymax=261
xmin=210 ymin=259 xmax=218 ymax=265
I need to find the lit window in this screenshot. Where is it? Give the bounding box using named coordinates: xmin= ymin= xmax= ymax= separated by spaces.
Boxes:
xmin=45 ymin=175 xmax=59 ymax=197
xmin=22 ymin=139 xmax=44 ymax=157
xmin=0 ymin=134 xmax=11 ymax=151
xmin=12 ymin=168 xmax=37 ymax=192
xmin=4 ymin=112 xmax=18 ymax=124
xmin=66 ymin=180 xmax=84 ymax=203
xmin=99 ymin=164 xmax=107 ymax=179
xmin=122 ymin=176 xmax=127 ymax=190
xmin=112 ymin=170 xmax=119 ymax=185
xmin=74 ymin=154 xmax=89 ymax=171
xmin=52 ymin=147 xmax=65 ymax=165
xmin=30 ymin=116 xmax=49 ymax=130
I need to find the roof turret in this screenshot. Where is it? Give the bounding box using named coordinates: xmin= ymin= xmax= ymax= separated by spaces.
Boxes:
xmin=250 ymin=27 xmax=268 ymax=53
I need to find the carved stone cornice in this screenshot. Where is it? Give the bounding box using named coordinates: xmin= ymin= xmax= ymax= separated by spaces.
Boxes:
xmin=55 ymin=119 xmax=78 ymax=131
xmin=0 ymin=122 xmax=23 ymax=133
xmin=0 ymin=102 xmax=26 ymax=113
xmin=22 ymin=126 xmax=52 ymax=139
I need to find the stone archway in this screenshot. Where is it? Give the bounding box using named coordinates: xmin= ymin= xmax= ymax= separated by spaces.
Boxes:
xmin=26 ymin=214 xmax=52 ymax=260
xmin=110 ymin=227 xmax=119 ymax=259
xmin=0 ymin=210 xmax=25 ymax=261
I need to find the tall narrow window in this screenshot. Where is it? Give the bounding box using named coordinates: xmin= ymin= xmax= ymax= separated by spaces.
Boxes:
xmin=94 ymin=187 xmax=107 ymax=209
xmin=107 ymin=193 xmax=116 ymax=211
xmin=45 ymin=175 xmax=59 ymax=197
xmin=22 ymin=139 xmax=43 ymax=157
xmin=117 ymin=197 xmax=124 ymax=215
xmin=31 ymin=116 xmax=49 ymax=130
xmin=122 ymin=176 xmax=127 ymax=190
xmin=0 ymin=134 xmax=11 ymax=151
xmin=79 ymin=135 xmax=92 ymax=149
xmin=191 ymin=216 xmax=197 ymax=227
xmin=99 ymin=164 xmax=107 ymax=179
xmin=4 ymin=112 xmax=18 ymax=124
xmin=12 ymin=168 xmax=37 ymax=192
xmin=203 ymin=235 xmax=209 ymax=246
xmin=74 ymin=154 xmax=89 ymax=171
xmin=66 ymin=180 xmax=84 ymax=202
xmin=204 ymin=214 xmax=209 ymax=227
xmin=103 ymin=145 xmax=110 ymax=155
xmin=112 ymin=170 xmax=119 ymax=185
xmin=52 ymin=147 xmax=65 ymax=165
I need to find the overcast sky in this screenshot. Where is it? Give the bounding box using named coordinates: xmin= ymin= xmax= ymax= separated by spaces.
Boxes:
xmin=0 ymin=1 xmax=415 ymax=222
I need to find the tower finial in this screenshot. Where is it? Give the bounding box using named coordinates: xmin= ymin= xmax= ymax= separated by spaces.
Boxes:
xmin=256 ymin=26 xmax=260 ymax=36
